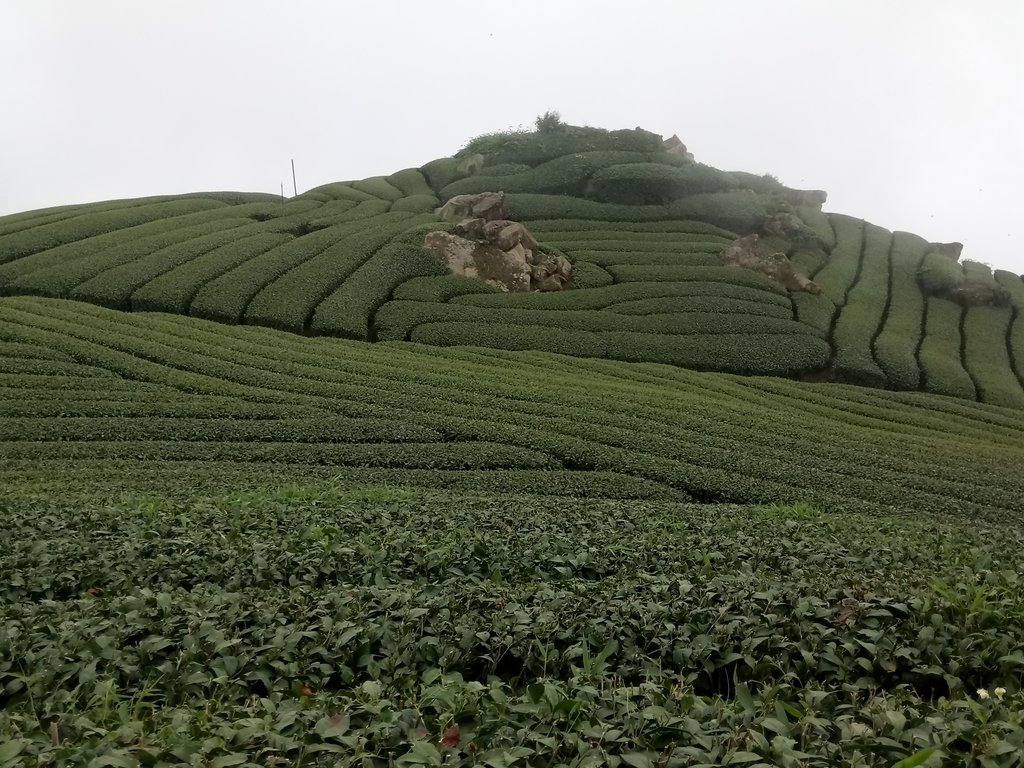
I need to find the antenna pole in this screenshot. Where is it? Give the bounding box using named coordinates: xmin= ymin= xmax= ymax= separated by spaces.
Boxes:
xmin=280 ymin=183 xmax=285 ymax=201
xmin=291 ymin=159 xmax=297 ymax=197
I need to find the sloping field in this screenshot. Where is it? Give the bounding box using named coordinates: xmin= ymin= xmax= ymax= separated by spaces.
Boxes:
xmin=2 ymin=296 xmax=1023 ymax=518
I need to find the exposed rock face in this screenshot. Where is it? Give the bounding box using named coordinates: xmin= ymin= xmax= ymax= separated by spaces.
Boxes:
xmin=663 ymin=134 xmax=695 ymax=163
xmin=424 ymin=231 xmax=532 ymax=292
xmin=929 ymin=241 xmax=964 ymax=261
xmin=720 ymin=234 xmax=820 ymax=294
xmin=456 ymin=153 xmax=485 ymax=176
xmin=428 ymin=192 xmax=572 ymax=292
xmin=436 ymin=191 xmax=507 ymax=223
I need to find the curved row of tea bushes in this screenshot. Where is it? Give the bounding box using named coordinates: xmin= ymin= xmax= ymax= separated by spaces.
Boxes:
xmin=438 ymin=151 xmax=660 ymax=199
xmin=0 ymin=197 xmax=237 ymax=264
xmin=457 ymin=126 xmax=664 ymax=167
xmin=872 ymin=233 xmax=930 ymax=390
xmin=392 ymin=275 xmax=499 ymax=303
xmin=527 ymin=218 xmax=738 ymax=239
xmin=602 ymin=295 xmax=794 ymax=319
xmin=129 ymin=233 xmax=295 ymax=315
xmin=311 ymin=228 xmax=449 ymax=339
xmin=812 ymin=214 xmax=864 ymax=305
xmin=962 ymin=305 xmax=1024 ymax=408
xmin=831 ymin=224 xmax=891 ymax=387
xmin=0 ymin=202 xmax=276 ymax=290
xmin=996 ymin=271 xmax=1024 ymax=390
xmin=189 ymin=214 xmax=402 ymax=324
xmin=562 ymin=250 xmax=723 ymax=267
xmin=1 ymin=212 xmax=264 ymax=296
xmin=374 ymin=300 xmax=815 ymax=340
xmin=452 ymin=281 xmax=792 ymax=311
xmin=506 ymin=192 xmax=770 ymax=234
xmin=243 ymin=213 xmax=433 ymax=332
xmin=2 ymin=297 xmax=1022 ymax=517
xmin=71 ymin=222 xmax=276 ymax=310
xmin=918 ymin=298 xmax=976 ymax=400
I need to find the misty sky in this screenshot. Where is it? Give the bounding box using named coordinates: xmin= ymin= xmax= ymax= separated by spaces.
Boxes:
xmin=2 ymin=1 xmax=1022 ymax=272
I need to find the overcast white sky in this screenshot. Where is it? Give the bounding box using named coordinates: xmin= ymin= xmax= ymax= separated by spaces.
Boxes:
xmin=2 ymin=1 xmax=1022 ymax=272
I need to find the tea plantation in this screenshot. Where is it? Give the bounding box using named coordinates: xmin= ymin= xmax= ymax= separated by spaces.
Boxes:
xmin=1 ymin=122 xmax=1023 ymax=764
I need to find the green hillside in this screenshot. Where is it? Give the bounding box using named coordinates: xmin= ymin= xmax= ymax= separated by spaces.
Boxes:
xmin=3 ymin=120 xmax=1024 ymax=764
xmin=2 ymin=121 xmax=1022 ymax=405
xmin=2 ymin=296 xmax=1023 ymax=516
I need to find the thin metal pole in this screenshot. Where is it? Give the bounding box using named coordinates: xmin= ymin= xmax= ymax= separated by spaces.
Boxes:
xmin=291 ymin=159 xmax=297 ymax=197
xmin=280 ymin=183 xmax=285 ymax=201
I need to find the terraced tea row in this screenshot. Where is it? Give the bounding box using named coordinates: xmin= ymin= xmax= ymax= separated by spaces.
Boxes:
xmin=2 ymin=296 xmax=1023 ymax=517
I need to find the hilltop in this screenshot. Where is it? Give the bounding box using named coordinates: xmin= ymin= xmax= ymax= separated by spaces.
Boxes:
xmin=2 ymin=118 xmax=1021 ymax=407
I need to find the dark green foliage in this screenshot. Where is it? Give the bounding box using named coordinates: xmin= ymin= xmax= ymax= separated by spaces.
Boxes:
xmin=385 ymin=168 xmax=435 ymax=198
xmin=189 ymin=217 xmax=390 ymax=324
xmin=569 ymin=250 xmax=722 ymax=267
xmin=70 ymin=222 xmax=269 ymax=310
xmin=374 ymin=300 xmax=817 ymax=342
xmin=918 ymin=251 xmax=964 ymax=295
xmin=606 ymin=264 xmax=787 ymax=293
xmin=298 ymin=182 xmax=377 ymax=203
xmin=0 ymin=204 xmax=267 ymax=289
xmin=587 ymin=162 xmax=739 ymax=204
xmin=727 ymin=170 xmax=788 ymax=194
xmin=390 ymin=194 xmax=439 ymax=213
xmin=453 ymin=280 xmax=791 ymax=310
xmin=962 ymin=259 xmax=995 ymax=285
xmin=919 ymin=298 xmax=976 ymax=399
xmin=459 ymin=125 xmax=663 ymax=166
xmin=962 ymin=305 xmax=1024 ymax=407
xmin=813 ymin=214 xmax=864 ymax=305
xmin=0 ymin=487 xmax=1021 ymax=763
xmin=438 ymin=151 xmax=654 ymax=200
xmin=874 ymin=232 xmax=929 ymax=390
xmin=791 ymin=292 xmax=835 ymax=335
xmin=534 ymin=109 xmax=564 ymax=132
xmin=609 ymin=295 xmax=795 ymax=320
xmin=130 ymin=233 xmax=293 ymax=315
xmin=478 ymin=162 xmax=531 ymax=176
xmin=244 ymin=213 xmax=429 ymax=333
xmin=392 ymin=274 xmax=498 ymax=302
xmin=794 ymin=206 xmax=836 ymax=250
xmin=528 ymin=218 xmax=737 ymax=239
xmin=311 ymin=228 xmax=449 ymax=339
xmin=419 ymin=157 xmax=465 ymax=193
xmin=3 ymin=295 xmax=1024 ymax=519
xmin=832 ymin=224 xmax=891 ymax=387
xmin=569 ymin=261 xmax=614 ymax=290
xmin=350 ymin=176 xmax=405 ymax=202
xmin=603 ymin=331 xmax=831 ymax=375
xmin=996 ymin=270 xmax=1024 ymax=389
xmin=0 ymin=415 xmax=442 ymax=444
xmin=412 ymin=321 xmax=607 ymax=357
xmin=0 ymin=198 xmax=230 ymax=264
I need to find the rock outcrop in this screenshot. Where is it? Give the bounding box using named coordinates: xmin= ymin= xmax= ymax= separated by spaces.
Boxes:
xmin=663 ymin=134 xmax=695 ymax=163
xmin=782 ymin=189 xmax=828 ymax=210
xmin=928 ymin=241 xmax=964 ymax=261
xmin=429 ymin=192 xmax=572 ymax=292
xmin=720 ymin=234 xmax=820 ymax=294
